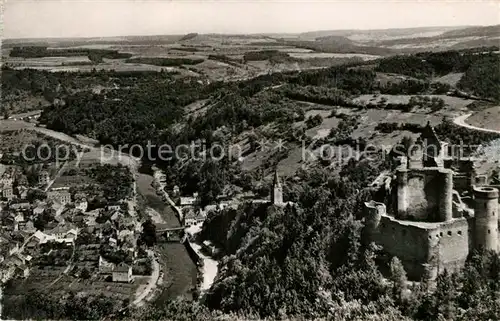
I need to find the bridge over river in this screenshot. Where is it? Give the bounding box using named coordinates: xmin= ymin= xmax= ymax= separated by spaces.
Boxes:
xmin=155 ymin=224 xmax=186 ymax=242
xmin=136 ymin=170 xmax=197 ymax=303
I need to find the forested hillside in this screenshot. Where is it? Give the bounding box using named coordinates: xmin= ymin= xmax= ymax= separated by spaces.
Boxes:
xmin=458 ymin=55 xmax=500 ymax=101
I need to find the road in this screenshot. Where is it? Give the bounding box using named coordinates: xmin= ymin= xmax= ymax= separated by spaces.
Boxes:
xmin=453 ymin=113 xmax=500 ymax=135
xmin=132 ymin=250 xmax=160 ymax=307
xmin=44 ymin=161 xmax=70 ymax=192
xmin=0 ymin=120 xmax=140 ymax=171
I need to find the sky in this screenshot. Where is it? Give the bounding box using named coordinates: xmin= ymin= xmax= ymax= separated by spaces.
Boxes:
xmin=3 ymin=0 xmax=500 ymax=39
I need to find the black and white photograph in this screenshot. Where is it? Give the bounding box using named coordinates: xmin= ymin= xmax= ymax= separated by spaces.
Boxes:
xmin=1 ymin=1 xmax=499 ymax=320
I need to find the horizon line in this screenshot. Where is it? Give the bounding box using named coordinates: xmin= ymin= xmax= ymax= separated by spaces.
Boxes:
xmin=4 ymin=23 xmax=497 ymax=42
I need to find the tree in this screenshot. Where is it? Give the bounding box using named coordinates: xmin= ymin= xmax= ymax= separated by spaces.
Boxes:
xmin=389 ymin=257 xmax=408 ymax=303
xmin=141 ymin=219 xmax=157 ymax=247
xmin=305 ymin=114 xmax=323 ymax=129
xmin=81 ymin=267 xmax=91 ymax=279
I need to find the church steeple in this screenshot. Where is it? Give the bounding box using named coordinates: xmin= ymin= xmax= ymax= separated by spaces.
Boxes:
xmin=273 ymin=168 xmax=281 ymax=188
xmin=271 ymin=167 xmax=284 ymax=206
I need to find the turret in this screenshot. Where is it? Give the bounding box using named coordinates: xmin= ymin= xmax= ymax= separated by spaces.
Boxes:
xmin=438 ymin=169 xmax=453 ymax=222
xmin=271 ymin=168 xmax=284 ymax=206
xmin=474 ymin=186 xmax=499 ymax=252
xmin=364 ymin=201 xmax=385 ymax=242
xmin=396 ymin=168 xmax=408 ymax=219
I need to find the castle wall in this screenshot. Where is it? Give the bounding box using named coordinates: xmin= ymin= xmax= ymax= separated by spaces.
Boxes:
xmin=371 ymin=215 xmax=469 ymax=280
xmin=434 ymin=218 xmax=470 ymax=275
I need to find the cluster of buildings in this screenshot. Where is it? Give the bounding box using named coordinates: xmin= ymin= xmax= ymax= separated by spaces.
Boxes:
xmin=173 ymin=169 xmax=288 ymax=228
xmin=0 ymin=165 xmax=141 ymax=284
xmin=0 ymin=165 xmax=30 ymax=202
xmin=364 ymin=123 xmax=500 ymax=280
xmin=67 ymin=204 xmax=140 ymax=283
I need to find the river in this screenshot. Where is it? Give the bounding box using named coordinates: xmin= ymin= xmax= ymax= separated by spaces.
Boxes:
xmin=136 ymin=168 xmax=197 ymax=304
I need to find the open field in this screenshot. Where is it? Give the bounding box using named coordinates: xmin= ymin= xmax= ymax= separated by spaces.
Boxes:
xmin=433 ymin=72 xmax=464 ymax=86
xmin=353 ymin=94 xmax=475 ymax=115
xmin=238 ymin=88 xmax=480 ymax=177
xmin=288 ymin=52 xmax=380 ymax=60
xmin=466 ymin=106 xmax=500 ymax=131
xmin=5 ymin=25 xmax=498 ymax=83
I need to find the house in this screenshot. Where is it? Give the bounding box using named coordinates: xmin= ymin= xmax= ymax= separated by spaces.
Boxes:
xmin=1 ymin=184 xmax=14 ymax=201
xmin=33 ymin=205 xmax=45 ymax=216
xmin=20 ymin=220 xmax=36 ymax=233
xmin=10 ymin=202 xmax=31 ymax=211
xmin=50 ymin=202 xmax=65 ymax=217
xmin=38 ymin=171 xmax=50 ymax=185
xmin=65 ymin=229 xmax=78 ymax=240
xmin=45 ymin=224 xmax=77 ymax=240
xmin=47 ymin=190 xmax=71 ymax=205
xmin=17 ymin=186 xmax=28 ymax=200
xmin=110 ymin=210 xmax=123 ymax=222
xmin=98 ymin=256 xmax=115 ymax=274
xmin=75 ymin=199 xmax=88 ymax=212
xmin=117 ymin=229 xmax=134 ymax=243
xmin=107 ymin=204 xmax=122 ymax=211
xmin=180 ymin=193 xmax=198 ymax=207
xmin=112 ymin=263 xmax=133 ymax=283
xmin=16 ymin=265 xmax=30 ymax=278
xmin=25 ymin=237 xmax=40 ymax=252
xmin=183 ymin=207 xmax=198 ymax=226
xmin=202 ymin=240 xmax=215 ymax=255
xmin=109 ymin=237 xmax=117 ymax=247
xmin=13 ymin=213 xmax=25 ymax=231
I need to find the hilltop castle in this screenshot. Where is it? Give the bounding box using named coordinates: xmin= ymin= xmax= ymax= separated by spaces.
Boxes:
xmin=364 ymin=123 xmax=500 ymax=280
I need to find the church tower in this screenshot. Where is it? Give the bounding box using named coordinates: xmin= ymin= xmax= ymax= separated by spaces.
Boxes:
xmin=271 ymin=168 xmax=284 ymax=206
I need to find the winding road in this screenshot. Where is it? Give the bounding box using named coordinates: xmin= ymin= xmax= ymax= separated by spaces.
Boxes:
xmin=132 ymin=250 xmax=160 ymax=307
xmin=453 ymin=113 xmax=500 ymax=135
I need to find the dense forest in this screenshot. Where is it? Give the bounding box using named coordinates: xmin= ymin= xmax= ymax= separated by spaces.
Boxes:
xmin=125 ymin=57 xmax=205 ymax=67
xmin=375 ymin=47 xmax=499 ymax=79
xmin=458 ymin=54 xmax=500 ymax=101
xmin=9 ymin=46 xmax=132 ymax=60
xmin=243 ymin=50 xmax=295 ymax=63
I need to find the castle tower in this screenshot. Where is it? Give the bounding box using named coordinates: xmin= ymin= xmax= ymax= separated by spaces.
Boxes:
xmin=396 ymin=168 xmax=408 ymax=219
xmin=271 ymin=169 xmax=284 ymax=206
xmin=474 ymin=186 xmax=499 ymax=252
xmin=363 ymin=201 xmax=385 ymax=244
xmin=438 ymin=169 xmax=453 ymax=222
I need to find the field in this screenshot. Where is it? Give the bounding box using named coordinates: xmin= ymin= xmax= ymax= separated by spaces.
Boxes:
xmin=353 ymin=94 xmax=475 ymax=115
xmin=3 ymin=37 xmax=366 ymax=81
xmin=239 ymin=91 xmax=476 ymax=177
xmin=6 ymin=29 xmax=489 ymax=81
xmin=466 ymin=106 xmax=500 ymax=131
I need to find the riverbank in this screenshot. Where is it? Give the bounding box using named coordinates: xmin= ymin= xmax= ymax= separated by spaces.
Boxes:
xmin=185 ymin=223 xmax=219 ymax=294
xmin=135 ymin=169 xmax=197 ymax=303
xmin=151 ymin=167 xmax=219 ymax=296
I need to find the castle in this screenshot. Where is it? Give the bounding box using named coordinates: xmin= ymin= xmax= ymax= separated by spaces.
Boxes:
xmin=364 ymin=123 xmax=500 ymax=280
